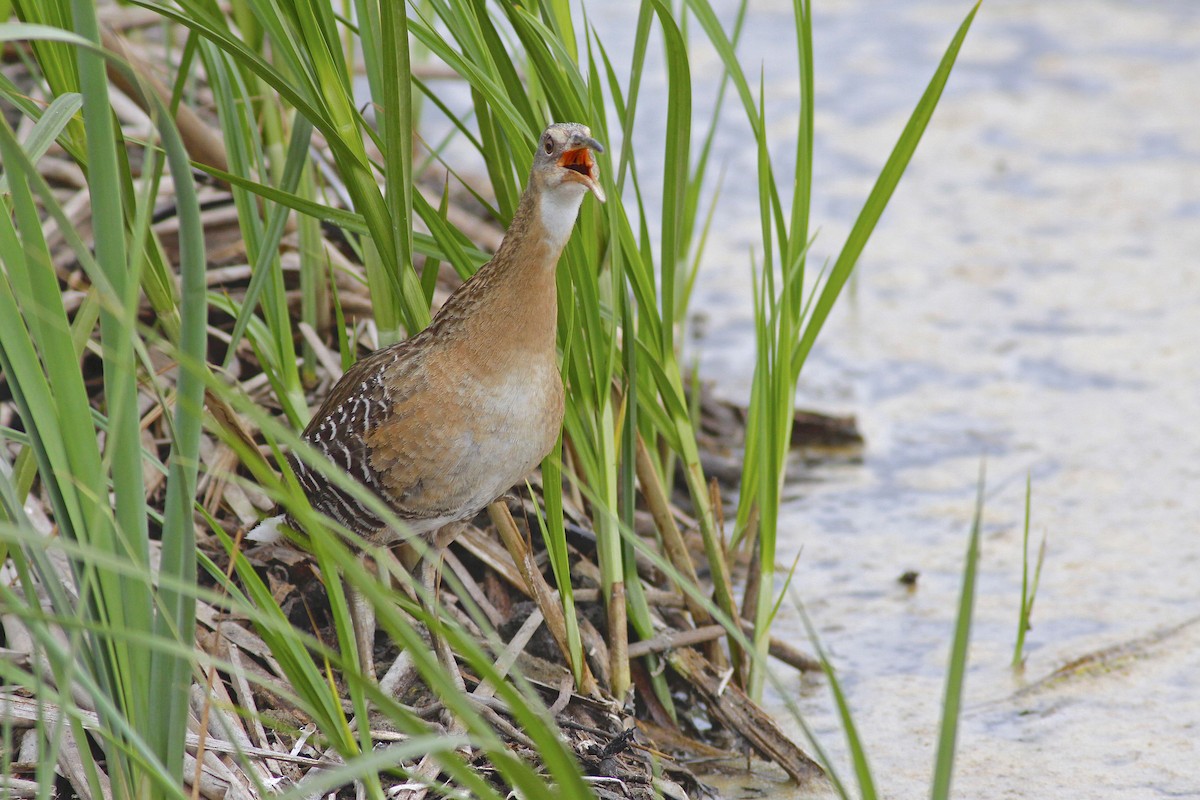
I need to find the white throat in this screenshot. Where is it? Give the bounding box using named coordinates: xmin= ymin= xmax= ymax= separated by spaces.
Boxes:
xmin=538 ymin=184 xmax=587 ymax=249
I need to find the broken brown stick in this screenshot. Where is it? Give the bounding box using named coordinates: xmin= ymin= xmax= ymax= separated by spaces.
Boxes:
xmin=665 ymin=647 xmax=825 ymax=785
xmin=628 ymin=623 xmax=820 ymax=674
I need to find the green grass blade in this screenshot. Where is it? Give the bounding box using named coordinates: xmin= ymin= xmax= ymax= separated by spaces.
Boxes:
xmin=1013 ymin=474 xmax=1033 ymax=667
xmin=221 ymin=112 xmax=314 ymax=377
xmin=1012 ymin=473 xmax=1047 ymax=668
xmin=73 ymin=0 xmax=149 ymax=567
xmin=373 ymin=0 xmax=419 ymax=335
xmin=196 ymin=161 xmax=370 ymax=232
xmin=799 ymin=606 xmax=874 ymax=800
xmin=145 ymin=85 xmax=208 ymax=789
xmin=930 ymin=463 xmax=985 ymax=799
xmin=0 ymin=91 xmax=80 ymax=194
xmin=649 ymin=0 xmax=690 ymax=359
xmin=535 ymin=455 xmax=586 ymax=686
xmin=788 ymin=0 xmax=813 ymax=264
xmin=792 ymin=2 xmax=980 ymax=375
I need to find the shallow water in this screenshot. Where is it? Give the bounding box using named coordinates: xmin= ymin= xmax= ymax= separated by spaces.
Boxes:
xmin=643 ymin=1 xmax=1200 ymax=797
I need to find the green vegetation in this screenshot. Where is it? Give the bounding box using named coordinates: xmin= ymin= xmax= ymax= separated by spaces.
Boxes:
xmin=1013 ymin=473 xmax=1047 ymax=668
xmin=929 ymin=468 xmax=985 ymax=800
xmin=0 ymin=0 xmax=978 ymax=796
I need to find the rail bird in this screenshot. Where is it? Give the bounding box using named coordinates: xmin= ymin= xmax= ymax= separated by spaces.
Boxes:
xmin=253 ymin=122 xmax=605 ymax=677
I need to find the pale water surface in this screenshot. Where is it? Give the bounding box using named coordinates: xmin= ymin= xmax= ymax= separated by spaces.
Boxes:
xmin=626 ymin=1 xmax=1200 ymax=797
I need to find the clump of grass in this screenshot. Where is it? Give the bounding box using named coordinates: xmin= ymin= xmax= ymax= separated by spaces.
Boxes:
xmin=733 ymin=0 xmax=981 ymax=699
xmin=1013 ymin=473 xmax=1048 ymax=669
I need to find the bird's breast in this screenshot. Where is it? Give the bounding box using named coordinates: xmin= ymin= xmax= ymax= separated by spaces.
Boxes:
xmin=376 ymin=351 xmax=563 ymax=522
xmin=472 ymin=356 xmax=564 ymax=474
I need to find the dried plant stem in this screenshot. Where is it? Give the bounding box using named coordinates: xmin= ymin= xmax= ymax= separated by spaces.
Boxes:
xmin=488 ymin=502 xmax=599 ymax=696
xmin=635 ymin=434 xmax=728 ymax=668
xmin=99 ymin=27 xmax=229 ymax=174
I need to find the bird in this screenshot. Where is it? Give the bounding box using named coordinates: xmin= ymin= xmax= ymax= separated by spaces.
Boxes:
xmin=252 ymin=122 xmax=605 ymax=678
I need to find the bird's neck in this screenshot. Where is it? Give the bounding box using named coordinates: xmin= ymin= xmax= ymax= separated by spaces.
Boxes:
xmin=435 ymin=184 xmax=584 ymax=360
xmin=495 ymin=182 xmax=585 ymax=265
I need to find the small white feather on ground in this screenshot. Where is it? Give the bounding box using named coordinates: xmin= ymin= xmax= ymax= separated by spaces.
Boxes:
xmin=246 ymin=513 xmax=286 ymax=544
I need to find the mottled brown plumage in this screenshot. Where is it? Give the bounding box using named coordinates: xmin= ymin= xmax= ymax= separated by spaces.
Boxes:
xmin=278 ymin=123 xmax=605 ymax=542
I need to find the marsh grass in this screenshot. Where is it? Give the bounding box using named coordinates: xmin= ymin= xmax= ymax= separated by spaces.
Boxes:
xmin=1012 ymin=473 xmax=1047 ymax=669
xmin=0 ymin=0 xmax=979 ymax=796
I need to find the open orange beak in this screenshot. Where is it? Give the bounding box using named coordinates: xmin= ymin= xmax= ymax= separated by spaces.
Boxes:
xmin=559 ymin=144 xmax=606 ymax=203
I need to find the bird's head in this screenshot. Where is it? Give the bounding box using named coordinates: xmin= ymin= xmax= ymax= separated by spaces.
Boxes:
xmin=531 ymin=122 xmax=606 ymax=204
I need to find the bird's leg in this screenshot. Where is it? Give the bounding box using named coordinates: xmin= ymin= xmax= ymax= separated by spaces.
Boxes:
xmin=421 ymin=550 xmax=467 ymax=696
xmin=348 ymin=553 xmax=380 ymax=682
xmin=395 ymin=540 xmax=423 ymax=602
xmin=422 ymin=528 xmax=467 ymax=732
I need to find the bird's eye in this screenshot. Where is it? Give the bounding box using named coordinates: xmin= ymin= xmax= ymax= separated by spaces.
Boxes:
xmin=543 ymin=137 xmax=554 ymax=155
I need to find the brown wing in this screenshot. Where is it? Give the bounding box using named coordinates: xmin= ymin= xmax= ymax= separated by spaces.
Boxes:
xmin=362 ymin=354 xmax=482 ymax=522
xmin=300 ymin=343 xmax=403 ymax=438
xmin=289 ymin=343 xmax=415 ymax=535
